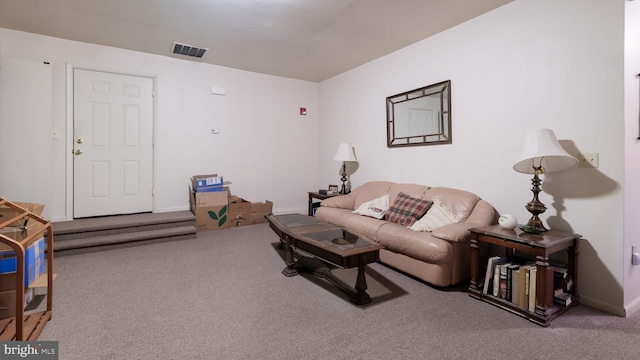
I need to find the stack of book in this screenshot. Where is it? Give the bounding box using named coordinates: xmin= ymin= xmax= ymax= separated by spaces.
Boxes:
xmin=318 ymin=189 xmax=337 ymax=195
xmin=552 ymin=265 xmax=573 ymax=307
xmin=482 ymin=256 xmax=571 ymax=313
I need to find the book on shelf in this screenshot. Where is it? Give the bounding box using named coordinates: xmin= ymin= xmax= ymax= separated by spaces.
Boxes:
xmin=512 ymin=268 xmax=520 ymax=305
xmin=528 ymin=266 xmax=537 ymax=312
xmin=499 ymin=262 xmax=510 ymax=299
xmin=554 ymin=273 xmax=574 ymax=293
xmin=506 ymin=264 xmax=520 ymax=302
xmin=493 ymin=264 xmax=502 ymax=297
xmin=553 ymin=265 xmax=568 ymax=279
xmin=518 ymin=265 xmax=527 ymax=309
xmin=553 ymin=292 xmax=573 ymax=307
xmin=482 ymin=256 xmax=507 ymax=294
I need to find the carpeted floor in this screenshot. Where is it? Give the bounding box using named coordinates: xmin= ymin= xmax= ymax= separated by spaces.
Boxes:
xmin=38 ymin=223 xmax=640 ymax=359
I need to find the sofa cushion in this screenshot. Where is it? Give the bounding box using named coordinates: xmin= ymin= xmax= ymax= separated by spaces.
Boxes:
xmin=409 ymin=199 xmax=459 ymax=232
xmin=423 ymin=187 xmax=481 ymax=221
xmin=388 ymin=183 xmax=431 ymax=204
xmin=376 ymin=223 xmax=453 ymax=264
xmin=352 ymin=181 xmax=395 ymax=209
xmin=352 ymin=194 xmax=389 ymax=219
xmin=314 ymin=207 xmax=353 ymax=228
xmin=385 ymin=192 xmax=433 ymax=227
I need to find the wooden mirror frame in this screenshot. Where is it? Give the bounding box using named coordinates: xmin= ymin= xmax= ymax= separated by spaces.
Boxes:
xmin=386 ymin=80 xmax=451 ymax=148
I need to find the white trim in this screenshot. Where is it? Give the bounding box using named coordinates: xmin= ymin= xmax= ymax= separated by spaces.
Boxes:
xmin=580 ymin=294 xmax=626 ymax=317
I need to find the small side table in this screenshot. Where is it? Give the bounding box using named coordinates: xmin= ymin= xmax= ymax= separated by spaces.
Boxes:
xmin=308 ymin=191 xmax=339 ymax=216
xmin=468 ymin=225 xmax=580 ymax=326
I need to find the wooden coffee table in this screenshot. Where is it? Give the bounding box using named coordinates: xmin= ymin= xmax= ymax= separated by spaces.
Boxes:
xmin=267 ymin=213 xmax=382 ymax=305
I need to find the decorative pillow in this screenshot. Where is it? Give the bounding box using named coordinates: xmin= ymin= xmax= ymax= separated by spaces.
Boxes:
xmin=352 ymin=194 xmax=389 ymax=219
xmin=384 ymin=192 xmax=433 ymax=227
xmin=409 ymin=199 xmax=459 ymax=232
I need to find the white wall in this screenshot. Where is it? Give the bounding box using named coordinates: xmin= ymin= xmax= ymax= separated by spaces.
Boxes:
xmin=0 ymin=28 xmax=319 ymax=221
xmin=319 ymin=0 xmax=630 ymax=315
xmin=624 ymin=0 xmax=640 ymax=315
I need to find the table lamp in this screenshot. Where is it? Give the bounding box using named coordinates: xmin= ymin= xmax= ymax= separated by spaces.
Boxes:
xmin=333 ymin=143 xmax=357 ymax=194
xmin=513 ymin=129 xmax=577 ymax=232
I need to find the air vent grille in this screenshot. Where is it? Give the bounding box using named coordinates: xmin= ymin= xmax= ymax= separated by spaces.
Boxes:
xmin=172 ymin=42 xmax=208 ymax=58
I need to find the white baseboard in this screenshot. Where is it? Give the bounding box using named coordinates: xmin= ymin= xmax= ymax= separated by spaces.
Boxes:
xmin=624 ymin=295 xmax=640 ymax=317
xmin=272 ymin=207 xmax=305 ymax=216
xmin=155 ymin=205 xmax=190 ymax=213
xmin=580 ymin=294 xmax=626 ymax=317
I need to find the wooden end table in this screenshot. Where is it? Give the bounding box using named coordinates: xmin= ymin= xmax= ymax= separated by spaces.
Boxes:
xmin=308 ymin=191 xmax=338 ymax=216
xmin=468 ymin=225 xmax=580 ymax=326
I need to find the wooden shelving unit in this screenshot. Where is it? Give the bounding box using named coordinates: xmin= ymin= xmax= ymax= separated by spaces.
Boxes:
xmin=0 ymin=198 xmax=53 ymax=340
xmin=468 ymin=225 xmax=579 ymax=326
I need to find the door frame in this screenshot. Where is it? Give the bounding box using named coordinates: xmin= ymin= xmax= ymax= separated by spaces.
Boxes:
xmin=65 ymin=63 xmax=157 ymax=221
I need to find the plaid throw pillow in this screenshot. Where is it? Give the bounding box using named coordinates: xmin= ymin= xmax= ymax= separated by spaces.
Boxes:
xmin=385 ymin=192 xmax=433 ymax=227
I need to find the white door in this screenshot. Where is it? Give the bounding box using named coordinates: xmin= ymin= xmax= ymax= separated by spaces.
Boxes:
xmin=73 ymin=69 xmax=153 ymax=218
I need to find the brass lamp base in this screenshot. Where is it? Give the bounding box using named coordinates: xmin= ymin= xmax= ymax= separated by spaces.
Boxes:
xmin=524 ymin=171 xmax=548 ymax=232
xmin=339 ymin=161 xmax=349 ymax=195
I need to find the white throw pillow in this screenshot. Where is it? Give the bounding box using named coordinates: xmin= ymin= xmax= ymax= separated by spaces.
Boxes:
xmin=352 ymin=194 xmax=389 ymax=219
xmin=409 ymin=199 xmax=459 ymax=232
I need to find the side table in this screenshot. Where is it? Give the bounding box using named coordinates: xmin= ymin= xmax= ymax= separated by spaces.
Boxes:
xmin=307 ymin=191 xmax=338 ymax=216
xmin=468 ymin=225 xmax=580 ymax=326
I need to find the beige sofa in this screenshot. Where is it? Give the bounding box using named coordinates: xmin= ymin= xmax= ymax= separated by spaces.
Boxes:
xmin=315 ymin=181 xmax=496 ymax=287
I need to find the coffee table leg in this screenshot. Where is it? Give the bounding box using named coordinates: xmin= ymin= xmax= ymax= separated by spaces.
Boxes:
xmin=281 ymin=237 xmax=299 ymax=277
xmin=350 ymin=263 xmax=372 ymax=305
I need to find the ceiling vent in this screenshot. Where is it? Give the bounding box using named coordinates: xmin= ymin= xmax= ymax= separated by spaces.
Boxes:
xmin=172 ymin=42 xmax=208 ymax=58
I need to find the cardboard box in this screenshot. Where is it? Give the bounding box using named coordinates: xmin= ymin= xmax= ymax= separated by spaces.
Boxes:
xmin=0 ymin=201 xmax=47 ymax=252
xmin=228 ymin=196 xmax=251 ymax=227
xmin=0 ymin=288 xmax=34 ymax=319
xmin=0 ymin=272 xmax=57 ymax=293
xmin=0 ymin=201 xmax=45 ymax=228
xmin=190 ymin=190 xmax=230 ymax=231
xmin=191 ymin=174 xmax=231 ymax=193
xmin=0 ymin=237 xmax=45 ymax=288
xmin=250 ymin=200 xmax=273 ymax=224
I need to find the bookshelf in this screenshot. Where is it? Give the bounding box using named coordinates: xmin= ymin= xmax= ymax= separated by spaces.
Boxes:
xmin=468 ymin=225 xmax=580 ymax=326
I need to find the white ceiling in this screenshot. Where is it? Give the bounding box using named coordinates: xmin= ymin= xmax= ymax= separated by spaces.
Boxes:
xmin=0 ymin=0 xmax=512 ymax=82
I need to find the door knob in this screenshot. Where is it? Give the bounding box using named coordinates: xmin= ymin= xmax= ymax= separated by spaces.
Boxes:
xmin=74 ymin=149 xmax=83 ymax=155
xmin=76 ymin=138 xmax=83 ymax=144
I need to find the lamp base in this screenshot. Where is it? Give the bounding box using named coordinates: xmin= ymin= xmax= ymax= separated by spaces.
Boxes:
xmin=524 ymin=218 xmax=547 ymax=232
xmin=524 ymin=172 xmax=548 ymax=232
xmin=339 ymin=161 xmax=349 ymax=195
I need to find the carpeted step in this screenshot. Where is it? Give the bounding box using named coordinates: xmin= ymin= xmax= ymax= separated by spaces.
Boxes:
xmin=54 ymin=225 xmax=197 ymax=256
xmin=52 ymin=211 xmax=195 ymax=238
xmin=50 ymin=211 xmax=197 ymax=256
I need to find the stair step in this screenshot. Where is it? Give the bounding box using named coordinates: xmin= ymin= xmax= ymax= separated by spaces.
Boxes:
xmin=52 ymin=211 xmax=195 ymax=236
xmin=54 ymin=225 xmax=197 ymax=256
xmin=50 ymin=211 xmax=197 ymax=256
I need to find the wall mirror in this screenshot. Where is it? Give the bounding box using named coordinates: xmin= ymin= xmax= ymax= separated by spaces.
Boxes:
xmin=386 ymin=80 xmax=451 ymax=147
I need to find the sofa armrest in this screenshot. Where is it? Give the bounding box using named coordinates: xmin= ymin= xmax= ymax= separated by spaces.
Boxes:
xmin=320 ymin=193 xmax=356 ymax=210
xmin=464 ymin=199 xmax=498 ymax=228
xmin=430 ymin=200 xmax=497 ymax=242
xmin=430 ymin=223 xmax=472 ymax=242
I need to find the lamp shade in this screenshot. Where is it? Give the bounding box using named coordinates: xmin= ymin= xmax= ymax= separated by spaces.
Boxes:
xmin=513 ymin=129 xmax=577 ymax=174
xmin=333 ymin=143 xmax=357 ymax=162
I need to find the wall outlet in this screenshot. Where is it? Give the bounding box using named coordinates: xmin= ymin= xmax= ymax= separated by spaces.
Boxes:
xmin=577 ymin=152 xmax=598 ymax=168
xmin=210 ymin=127 xmax=220 ymax=134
